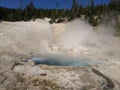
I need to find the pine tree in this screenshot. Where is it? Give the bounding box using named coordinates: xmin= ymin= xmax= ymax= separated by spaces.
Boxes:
xmin=71 ymin=0 xmax=77 ymax=18
xmin=16 ymin=8 xmax=22 ymax=21
xmin=55 ymin=3 xmax=59 ymax=18
xmin=23 ymin=1 xmax=36 ymax=20
xmin=29 ymin=1 xmax=36 ymax=19
xmin=15 ymin=0 xmax=23 ymax=21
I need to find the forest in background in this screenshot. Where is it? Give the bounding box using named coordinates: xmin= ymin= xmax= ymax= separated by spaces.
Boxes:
xmin=0 ymin=0 xmax=120 ymax=26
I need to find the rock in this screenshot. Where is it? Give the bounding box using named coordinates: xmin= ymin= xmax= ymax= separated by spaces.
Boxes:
xmin=13 ymin=64 xmax=109 ymax=89
xmin=27 ymin=59 xmax=35 ymax=66
xmin=80 ymin=15 xmax=85 ymax=20
xmin=0 ymin=75 xmax=7 ymax=84
xmin=0 ymin=33 xmax=6 ymax=37
xmin=20 ymin=55 xmax=28 ymax=62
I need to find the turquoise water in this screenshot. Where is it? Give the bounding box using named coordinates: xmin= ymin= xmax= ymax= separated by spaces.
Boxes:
xmin=30 ymin=56 xmax=103 ymax=66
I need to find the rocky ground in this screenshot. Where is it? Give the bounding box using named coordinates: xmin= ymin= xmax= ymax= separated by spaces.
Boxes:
xmin=0 ymin=19 xmax=120 ymax=90
xmin=0 ymin=51 xmax=120 ymax=90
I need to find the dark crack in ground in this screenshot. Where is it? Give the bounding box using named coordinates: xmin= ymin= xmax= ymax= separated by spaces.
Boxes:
xmin=92 ymin=68 xmax=114 ymax=90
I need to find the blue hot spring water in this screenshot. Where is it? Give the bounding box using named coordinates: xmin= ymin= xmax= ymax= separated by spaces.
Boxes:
xmin=29 ymin=56 xmax=103 ymax=66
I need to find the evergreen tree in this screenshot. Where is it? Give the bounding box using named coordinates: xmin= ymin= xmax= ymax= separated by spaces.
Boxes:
xmin=71 ymin=0 xmax=77 ymax=18
xmin=55 ymin=3 xmax=59 ymax=18
xmin=24 ymin=1 xmax=37 ymax=20
xmin=0 ymin=0 xmax=119 ymax=25
xmin=29 ymin=1 xmax=36 ymax=19
xmin=24 ymin=5 xmax=29 ymax=20
xmin=16 ymin=8 xmax=22 ymax=21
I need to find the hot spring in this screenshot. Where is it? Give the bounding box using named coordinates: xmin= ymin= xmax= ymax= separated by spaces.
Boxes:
xmin=2 ymin=19 xmax=118 ymax=67
xmin=29 ymin=56 xmax=105 ymax=66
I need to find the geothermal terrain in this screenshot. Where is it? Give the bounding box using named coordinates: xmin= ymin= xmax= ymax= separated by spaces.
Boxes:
xmin=0 ymin=19 xmax=120 ymax=90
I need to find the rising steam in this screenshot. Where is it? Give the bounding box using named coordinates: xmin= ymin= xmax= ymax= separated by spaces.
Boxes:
xmin=1 ymin=19 xmax=120 ymax=65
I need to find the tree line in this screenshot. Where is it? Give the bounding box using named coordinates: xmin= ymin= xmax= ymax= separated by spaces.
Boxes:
xmin=0 ymin=0 xmax=120 ymax=25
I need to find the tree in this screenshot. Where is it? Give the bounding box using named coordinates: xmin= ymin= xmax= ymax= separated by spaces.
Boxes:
xmin=24 ymin=5 xmax=29 ymax=20
xmin=16 ymin=8 xmax=22 ymax=21
xmin=29 ymin=1 xmax=36 ymax=19
xmin=23 ymin=1 xmax=36 ymax=20
xmin=71 ymin=0 xmax=77 ymax=18
xmin=55 ymin=3 xmax=59 ymax=18
xmin=14 ymin=0 xmax=23 ymax=21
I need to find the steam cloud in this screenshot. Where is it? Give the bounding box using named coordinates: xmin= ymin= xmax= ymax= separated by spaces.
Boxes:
xmin=1 ymin=19 xmax=120 ymax=65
